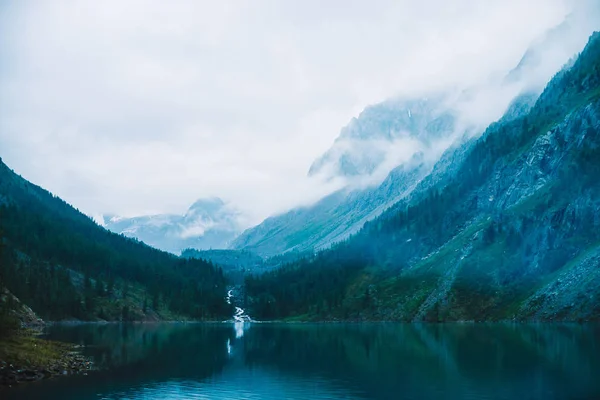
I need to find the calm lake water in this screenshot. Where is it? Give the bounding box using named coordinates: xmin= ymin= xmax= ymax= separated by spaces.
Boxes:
xmin=5 ymin=322 xmax=600 ymax=399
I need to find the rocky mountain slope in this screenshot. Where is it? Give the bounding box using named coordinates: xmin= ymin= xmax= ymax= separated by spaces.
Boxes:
xmin=103 ymin=198 xmax=241 ymax=255
xmin=232 ymin=12 xmax=599 ymax=259
xmin=308 ymin=96 xmax=456 ymax=179
xmin=245 ymin=32 xmax=600 ymax=322
xmin=232 ymin=150 xmax=435 ymax=257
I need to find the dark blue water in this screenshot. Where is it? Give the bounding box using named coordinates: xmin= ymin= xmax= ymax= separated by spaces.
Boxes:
xmin=4 ymin=323 xmax=600 ymax=399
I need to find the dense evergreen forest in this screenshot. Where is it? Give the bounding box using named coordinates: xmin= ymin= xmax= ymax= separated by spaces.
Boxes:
xmin=181 ymin=248 xmax=311 ymax=284
xmin=245 ymin=32 xmax=600 ymax=322
xmin=244 ymin=242 xmax=367 ymax=319
xmin=0 ymin=161 xmax=231 ymax=322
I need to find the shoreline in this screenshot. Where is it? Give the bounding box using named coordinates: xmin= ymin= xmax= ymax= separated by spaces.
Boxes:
xmin=41 ymin=319 xmax=242 ymax=326
xmin=38 ymin=319 xmax=600 ymax=326
xmin=0 ymin=331 xmax=93 ymax=388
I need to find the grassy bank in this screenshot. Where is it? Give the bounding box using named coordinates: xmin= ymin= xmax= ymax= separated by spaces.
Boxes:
xmin=0 ymin=329 xmax=93 ymax=387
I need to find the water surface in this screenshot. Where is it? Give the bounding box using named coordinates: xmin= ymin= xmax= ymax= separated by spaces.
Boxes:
xmin=5 ymin=322 xmax=600 ymax=399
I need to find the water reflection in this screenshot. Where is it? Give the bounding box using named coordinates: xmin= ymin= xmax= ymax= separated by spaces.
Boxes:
xmin=4 ymin=323 xmax=600 ymax=399
xmin=234 ymin=321 xmax=247 ymax=339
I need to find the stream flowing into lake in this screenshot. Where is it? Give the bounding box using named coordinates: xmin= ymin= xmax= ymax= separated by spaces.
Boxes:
xmin=227 ymin=289 xmax=252 ymax=322
xmin=4 ymin=323 xmax=600 ymax=399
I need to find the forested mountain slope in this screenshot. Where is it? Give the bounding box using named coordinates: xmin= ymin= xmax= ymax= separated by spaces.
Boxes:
xmin=0 ymin=161 xmax=231 ymax=322
xmin=245 ymin=32 xmax=600 ymax=322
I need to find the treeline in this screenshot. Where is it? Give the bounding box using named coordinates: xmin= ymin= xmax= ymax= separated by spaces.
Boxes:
xmin=0 ymin=162 xmax=231 ymax=321
xmin=182 ymin=248 xmax=311 ymax=285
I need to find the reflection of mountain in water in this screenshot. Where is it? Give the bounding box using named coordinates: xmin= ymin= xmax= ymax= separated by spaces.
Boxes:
xmin=9 ymin=323 xmax=600 ymax=400
xmin=241 ymin=323 xmax=600 ymax=399
xmin=46 ymin=323 xmax=233 ymax=372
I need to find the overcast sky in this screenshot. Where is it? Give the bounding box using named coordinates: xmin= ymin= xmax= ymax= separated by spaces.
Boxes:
xmin=0 ymin=0 xmax=593 ymax=225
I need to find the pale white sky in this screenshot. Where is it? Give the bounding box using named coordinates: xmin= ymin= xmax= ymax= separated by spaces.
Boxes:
xmin=0 ymin=0 xmax=593 ymax=225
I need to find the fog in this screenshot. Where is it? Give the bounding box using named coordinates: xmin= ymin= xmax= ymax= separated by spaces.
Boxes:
xmin=0 ymin=0 xmax=598 ymax=226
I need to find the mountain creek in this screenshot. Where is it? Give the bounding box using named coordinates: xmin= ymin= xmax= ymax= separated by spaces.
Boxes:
xmin=226 ymin=288 xmax=252 ymax=322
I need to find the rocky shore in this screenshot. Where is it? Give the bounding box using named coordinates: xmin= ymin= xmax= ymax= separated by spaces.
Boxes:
xmin=0 ymin=333 xmax=94 ymax=388
xmin=0 ymin=287 xmax=95 ymax=388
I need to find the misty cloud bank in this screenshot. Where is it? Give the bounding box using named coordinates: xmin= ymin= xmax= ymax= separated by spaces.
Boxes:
xmin=1 ymin=0 xmax=598 ymax=228
xmin=308 ymin=2 xmax=600 ymax=193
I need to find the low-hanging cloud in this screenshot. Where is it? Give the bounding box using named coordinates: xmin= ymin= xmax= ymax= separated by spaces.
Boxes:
xmin=308 ymin=0 xmax=600 ymax=192
xmin=0 ymin=0 xmax=596 ymax=226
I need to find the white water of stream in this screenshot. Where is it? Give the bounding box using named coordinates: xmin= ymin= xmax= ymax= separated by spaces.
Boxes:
xmin=226 ymin=289 xmax=251 ymax=354
xmin=227 ymin=289 xmax=252 ymax=322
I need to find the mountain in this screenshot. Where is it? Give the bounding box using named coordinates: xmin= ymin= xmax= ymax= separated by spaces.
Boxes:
xmin=0 ymin=160 xmax=231 ymax=322
xmin=245 ymin=31 xmax=600 ymax=322
xmin=232 ymin=152 xmax=434 ymax=256
xmin=231 ymin=92 xmax=533 ymax=257
xmin=103 ymin=197 xmax=241 ymax=255
xmin=308 ymin=96 xmax=456 ymax=179
xmin=232 ymin=13 xmax=598 ymax=259
xmin=231 ymin=91 xmax=475 ymax=257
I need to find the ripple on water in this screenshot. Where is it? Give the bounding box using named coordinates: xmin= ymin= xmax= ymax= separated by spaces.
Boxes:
xmin=99 ymin=373 xmax=366 ymax=400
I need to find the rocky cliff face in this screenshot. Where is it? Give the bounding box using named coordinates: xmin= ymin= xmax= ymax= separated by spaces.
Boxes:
xmin=0 ymin=288 xmax=44 ymax=327
xmin=308 ymin=96 xmax=455 ymax=179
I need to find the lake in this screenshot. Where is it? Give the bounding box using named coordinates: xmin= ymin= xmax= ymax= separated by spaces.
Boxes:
xmin=4 ymin=322 xmax=600 ymax=399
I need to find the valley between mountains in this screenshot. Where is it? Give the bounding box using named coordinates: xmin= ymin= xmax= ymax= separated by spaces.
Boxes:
xmin=2 ymin=32 xmax=600 ymax=328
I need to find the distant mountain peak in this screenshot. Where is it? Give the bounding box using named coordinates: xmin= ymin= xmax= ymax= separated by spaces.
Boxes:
xmin=103 ymin=197 xmax=242 ymax=254
xmin=187 ymin=197 xmax=226 ymax=215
